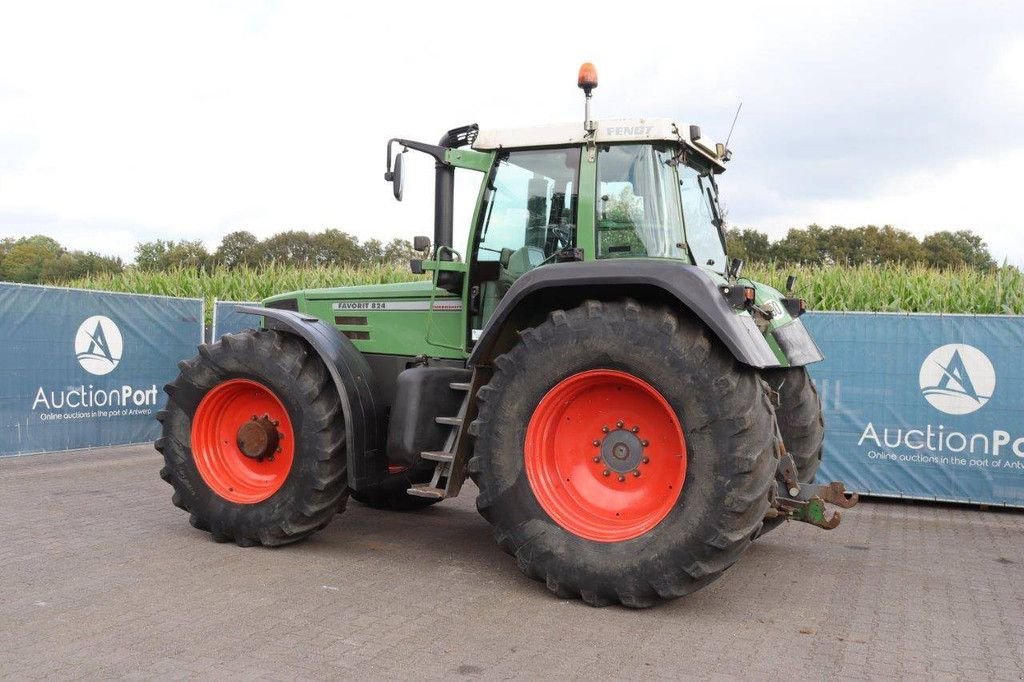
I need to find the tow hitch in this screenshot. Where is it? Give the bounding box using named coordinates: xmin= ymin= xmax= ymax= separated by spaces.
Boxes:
xmin=766 ymin=453 xmax=859 ymax=530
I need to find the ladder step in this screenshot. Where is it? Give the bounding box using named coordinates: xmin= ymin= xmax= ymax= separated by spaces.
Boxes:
xmin=449 ymin=382 xmax=472 ymax=391
xmin=407 ymin=484 xmax=446 ymax=500
xmin=421 ymin=450 xmax=454 ymax=463
xmin=435 ymin=416 xmax=462 ymax=426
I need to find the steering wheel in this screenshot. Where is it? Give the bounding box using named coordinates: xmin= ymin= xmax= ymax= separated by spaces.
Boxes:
xmin=549 ymin=224 xmax=573 ymax=252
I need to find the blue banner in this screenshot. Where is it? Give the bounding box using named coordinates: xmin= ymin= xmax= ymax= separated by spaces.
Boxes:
xmin=805 ymin=312 xmax=1024 ymax=507
xmin=0 ymin=283 xmax=203 ymax=456
xmin=212 ymin=300 xmax=259 ymax=340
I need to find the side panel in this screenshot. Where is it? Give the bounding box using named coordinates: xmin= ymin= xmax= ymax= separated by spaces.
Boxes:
xmin=300 ymin=297 xmax=466 ymax=359
xmin=467 ymin=261 xmax=782 ymax=369
xmin=237 ymin=306 xmax=387 ymax=489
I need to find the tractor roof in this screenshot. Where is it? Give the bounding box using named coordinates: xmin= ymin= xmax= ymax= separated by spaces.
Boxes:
xmin=471 ymin=117 xmax=728 ymax=171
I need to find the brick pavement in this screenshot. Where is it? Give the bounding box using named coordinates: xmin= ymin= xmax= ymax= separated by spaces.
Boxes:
xmin=1 ymin=445 xmax=1022 ymax=680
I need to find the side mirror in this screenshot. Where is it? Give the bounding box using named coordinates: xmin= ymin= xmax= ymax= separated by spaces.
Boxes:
xmin=390 ymin=153 xmax=405 ymax=201
xmin=413 ymin=235 xmax=431 ymax=253
xmin=729 ymin=257 xmax=744 ymax=279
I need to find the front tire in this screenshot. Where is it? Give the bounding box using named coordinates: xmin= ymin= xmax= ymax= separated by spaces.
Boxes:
xmin=469 ymin=300 xmax=779 ymax=608
xmin=156 ymin=329 xmax=348 ymax=546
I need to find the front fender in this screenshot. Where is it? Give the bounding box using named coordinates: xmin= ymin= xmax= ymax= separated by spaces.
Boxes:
xmin=468 ymin=261 xmax=783 ymax=369
xmin=237 ymin=306 xmax=386 ymax=489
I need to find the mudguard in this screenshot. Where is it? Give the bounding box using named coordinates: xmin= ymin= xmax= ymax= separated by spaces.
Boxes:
xmin=469 ymin=261 xmax=794 ymax=369
xmin=236 ymin=306 xmax=386 ymax=490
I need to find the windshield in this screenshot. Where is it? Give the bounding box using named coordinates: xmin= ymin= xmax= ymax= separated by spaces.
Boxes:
xmin=679 ymin=164 xmax=727 ymax=272
xmin=596 ymin=144 xmax=687 ymax=259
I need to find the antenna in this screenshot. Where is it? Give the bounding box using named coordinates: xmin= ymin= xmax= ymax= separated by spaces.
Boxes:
xmin=725 ymin=102 xmax=743 ymax=148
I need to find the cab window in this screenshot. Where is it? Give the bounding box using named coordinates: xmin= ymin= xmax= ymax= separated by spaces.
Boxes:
xmin=476 ymin=148 xmax=580 ymax=278
xmin=679 ymin=164 xmax=727 ymax=271
xmin=472 ymin=147 xmax=580 ymax=330
xmin=596 ymin=144 xmax=687 ymax=260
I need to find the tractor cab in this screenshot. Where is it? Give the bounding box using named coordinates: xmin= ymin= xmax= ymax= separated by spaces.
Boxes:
xmin=468 ymin=120 xmax=733 ymax=299
xmin=383 ymin=68 xmax=736 ymax=341
xmin=464 ymin=119 xmax=732 ymax=327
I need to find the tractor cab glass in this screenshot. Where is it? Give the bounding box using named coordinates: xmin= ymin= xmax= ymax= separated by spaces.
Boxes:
xmin=679 ymin=163 xmax=727 ymax=271
xmin=596 ymin=143 xmax=728 ymax=273
xmin=596 ymin=144 xmax=686 ymax=260
xmin=472 ymin=147 xmax=580 ymax=326
xmin=475 ymin=148 xmax=579 ymax=278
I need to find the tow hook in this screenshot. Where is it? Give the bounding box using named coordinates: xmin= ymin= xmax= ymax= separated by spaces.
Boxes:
xmin=766 ymin=453 xmax=859 ymax=530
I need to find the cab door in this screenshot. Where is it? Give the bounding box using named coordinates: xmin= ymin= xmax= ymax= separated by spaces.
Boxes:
xmin=468 ymin=147 xmax=583 ymax=336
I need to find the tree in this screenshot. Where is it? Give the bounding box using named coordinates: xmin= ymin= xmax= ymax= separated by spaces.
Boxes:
xmin=41 ymin=251 xmax=123 ymax=281
xmin=770 ymin=224 xmax=831 ymax=265
xmin=922 ymin=230 xmax=995 ymax=270
xmin=135 ymin=239 xmax=210 ymax=270
xmin=0 ymin=242 xmax=53 ymax=282
xmin=381 ymin=238 xmax=416 ymax=265
xmin=315 ymin=229 xmax=362 ymax=266
xmin=253 ymin=229 xmax=363 ymax=267
xmin=361 ymin=237 xmax=416 ymax=266
xmin=0 ymin=235 xmax=125 ymax=283
xmin=213 ymin=231 xmax=259 ymax=268
xmin=726 ymin=228 xmax=771 ymax=261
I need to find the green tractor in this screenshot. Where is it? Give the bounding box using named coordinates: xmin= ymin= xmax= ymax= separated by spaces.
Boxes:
xmin=157 ymin=64 xmax=856 ymax=607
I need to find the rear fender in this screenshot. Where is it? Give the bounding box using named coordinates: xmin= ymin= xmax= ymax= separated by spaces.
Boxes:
xmin=236 ymin=306 xmax=386 ymax=490
xmin=468 ymin=261 xmax=793 ymax=369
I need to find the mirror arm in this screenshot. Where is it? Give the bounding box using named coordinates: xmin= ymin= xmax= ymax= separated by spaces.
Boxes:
xmin=386 ymin=138 xmax=448 ymax=177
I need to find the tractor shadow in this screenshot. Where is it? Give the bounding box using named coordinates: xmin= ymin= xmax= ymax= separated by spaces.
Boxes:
xmin=285 ymin=484 xmax=837 ymax=614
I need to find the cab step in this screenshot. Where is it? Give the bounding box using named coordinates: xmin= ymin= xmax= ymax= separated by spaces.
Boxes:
xmin=407 ymin=483 xmax=446 ymax=500
xmin=407 ymin=375 xmax=476 ymax=501
xmin=420 ymin=450 xmax=454 ymax=463
xmin=435 ymin=416 xmax=462 ymax=426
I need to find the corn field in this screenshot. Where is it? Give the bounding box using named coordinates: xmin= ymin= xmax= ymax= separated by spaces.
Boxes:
xmin=65 ymin=262 xmax=1024 ymax=320
xmin=744 ymin=263 xmax=1023 ymax=315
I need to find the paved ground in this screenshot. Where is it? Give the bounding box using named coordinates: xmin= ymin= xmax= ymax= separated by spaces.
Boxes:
xmin=1 ymin=445 xmax=1022 ymax=681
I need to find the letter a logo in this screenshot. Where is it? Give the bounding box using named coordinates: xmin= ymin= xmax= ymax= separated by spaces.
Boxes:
xmin=919 ymin=344 xmax=995 ymax=415
xmin=75 ymin=315 xmax=123 ymax=376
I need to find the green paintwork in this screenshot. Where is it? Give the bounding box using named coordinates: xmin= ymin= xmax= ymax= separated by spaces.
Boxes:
xmin=445 ymin=147 xmax=492 ymax=172
xmin=261 ymin=138 xmax=809 ymax=367
xmin=265 ymin=280 xmax=466 ymax=359
xmin=576 ymin=146 xmax=597 ymax=261
xmin=789 ymin=497 xmax=840 ymax=529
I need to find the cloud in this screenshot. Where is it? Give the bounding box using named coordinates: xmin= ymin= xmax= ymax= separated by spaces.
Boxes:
xmin=732 ymin=148 xmax=1024 ymax=266
xmin=0 ymin=0 xmax=1021 ymax=266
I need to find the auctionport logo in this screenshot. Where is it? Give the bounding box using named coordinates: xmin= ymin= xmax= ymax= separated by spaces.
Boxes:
xmin=32 ymin=313 xmax=157 ymax=415
xmin=75 ymin=315 xmax=123 ymax=376
xmin=919 ymin=344 xmax=995 ymax=416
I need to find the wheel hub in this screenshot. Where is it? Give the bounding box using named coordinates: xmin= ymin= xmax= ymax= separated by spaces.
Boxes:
xmin=599 ymin=427 xmax=645 ymax=474
xmin=236 ymin=414 xmax=281 ymax=460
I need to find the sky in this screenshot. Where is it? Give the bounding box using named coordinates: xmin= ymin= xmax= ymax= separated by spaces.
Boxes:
xmin=0 ymin=1 xmax=1022 ymax=266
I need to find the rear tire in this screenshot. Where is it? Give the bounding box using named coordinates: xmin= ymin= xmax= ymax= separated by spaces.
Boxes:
xmin=469 ymin=300 xmax=780 ymax=608
xmin=756 ymin=367 xmax=825 ymax=538
xmin=762 ymin=367 xmax=824 ymax=483
xmin=156 ymin=329 xmax=348 ymax=546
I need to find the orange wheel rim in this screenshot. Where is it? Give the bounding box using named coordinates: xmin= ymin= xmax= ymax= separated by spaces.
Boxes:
xmin=524 ymin=370 xmax=686 ymax=542
xmin=191 ymin=379 xmax=295 ymax=504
